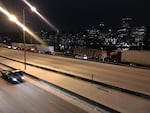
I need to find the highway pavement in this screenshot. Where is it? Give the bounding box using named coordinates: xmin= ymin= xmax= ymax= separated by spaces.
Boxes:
xmin=0 ymin=79 xmax=89 ymax=113
xmin=0 ymin=57 xmax=150 ymax=113
xmin=0 ymin=65 xmax=99 ymax=113
xmin=0 ymin=47 xmax=150 ymax=95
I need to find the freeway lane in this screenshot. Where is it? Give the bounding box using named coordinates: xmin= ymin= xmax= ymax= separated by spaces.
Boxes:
xmin=0 ymin=77 xmax=89 ymax=113
xmin=0 ymin=58 xmax=150 ymax=113
xmin=0 ymin=65 xmax=101 ymax=113
xmin=0 ymin=47 xmax=150 ymax=95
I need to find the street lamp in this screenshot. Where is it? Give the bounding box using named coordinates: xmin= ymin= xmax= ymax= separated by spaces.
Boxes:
xmin=9 ymin=15 xmax=17 ymax=22
xmin=30 ymin=6 xmax=36 ymax=12
xmin=22 ymin=6 xmax=37 ymax=70
xmin=23 ymin=8 xmax=26 ymax=70
xmin=0 ymin=5 xmax=46 ymax=70
xmin=22 ymin=0 xmax=58 ymax=32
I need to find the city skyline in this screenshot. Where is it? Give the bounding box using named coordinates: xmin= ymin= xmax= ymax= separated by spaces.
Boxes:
xmin=0 ymin=0 xmax=150 ymax=32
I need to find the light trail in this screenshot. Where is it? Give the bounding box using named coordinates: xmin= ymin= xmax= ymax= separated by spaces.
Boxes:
xmin=0 ymin=6 xmax=46 ymax=45
xmin=22 ymin=0 xmax=58 ymax=32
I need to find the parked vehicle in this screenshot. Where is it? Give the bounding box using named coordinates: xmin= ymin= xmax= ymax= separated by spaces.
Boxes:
xmin=75 ymin=54 xmax=88 ymax=60
xmin=7 ymin=45 xmax=12 ymax=49
xmin=1 ymin=70 xmax=25 ymax=84
xmin=12 ymin=46 xmax=18 ymax=50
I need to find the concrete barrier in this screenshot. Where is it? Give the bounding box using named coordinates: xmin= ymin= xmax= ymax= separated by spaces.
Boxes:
xmin=121 ymin=50 xmax=150 ymax=66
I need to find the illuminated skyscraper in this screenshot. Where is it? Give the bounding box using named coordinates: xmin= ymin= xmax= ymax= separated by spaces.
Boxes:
xmin=117 ymin=18 xmax=132 ymax=46
xmin=122 ymin=18 xmax=132 ymax=28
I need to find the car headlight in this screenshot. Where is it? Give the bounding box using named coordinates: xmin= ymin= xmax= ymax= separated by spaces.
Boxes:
xmin=83 ymin=56 xmax=87 ymax=59
xmin=21 ymin=76 xmax=25 ymax=79
xmin=12 ymin=78 xmax=17 ymax=81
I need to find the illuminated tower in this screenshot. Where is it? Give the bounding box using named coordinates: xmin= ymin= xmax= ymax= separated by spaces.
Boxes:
xmin=99 ymin=22 xmax=105 ymax=33
xmin=117 ymin=18 xmax=132 ymax=45
xmin=122 ymin=18 xmax=132 ymax=28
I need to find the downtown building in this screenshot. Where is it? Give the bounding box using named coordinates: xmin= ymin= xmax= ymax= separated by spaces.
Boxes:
xmin=117 ymin=18 xmax=132 ymax=47
xmin=117 ymin=18 xmax=150 ymax=50
xmin=131 ymin=25 xmax=150 ymax=50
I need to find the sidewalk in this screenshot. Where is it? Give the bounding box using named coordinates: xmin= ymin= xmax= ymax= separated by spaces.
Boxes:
xmin=0 ymin=57 xmax=150 ymax=113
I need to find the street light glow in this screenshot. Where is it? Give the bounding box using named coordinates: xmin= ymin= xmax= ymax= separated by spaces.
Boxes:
xmin=22 ymin=0 xmax=58 ymax=32
xmin=9 ymin=14 xmax=17 ymax=22
xmin=31 ymin=6 xmax=36 ymax=12
xmin=0 ymin=6 xmax=46 ymax=45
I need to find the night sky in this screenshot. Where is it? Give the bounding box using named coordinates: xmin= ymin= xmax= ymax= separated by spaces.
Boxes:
xmin=0 ymin=0 xmax=150 ymax=32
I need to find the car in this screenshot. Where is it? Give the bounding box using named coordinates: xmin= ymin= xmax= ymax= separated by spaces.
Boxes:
xmin=1 ymin=70 xmax=25 ymax=84
xmin=75 ymin=54 xmax=88 ymax=60
xmin=7 ymin=45 xmax=12 ymax=49
xmin=12 ymin=46 xmax=18 ymax=50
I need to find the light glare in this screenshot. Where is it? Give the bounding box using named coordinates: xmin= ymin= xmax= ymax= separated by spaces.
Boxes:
xmin=0 ymin=6 xmax=46 ymax=45
xmin=9 ymin=15 xmax=17 ymax=22
xmin=22 ymin=0 xmax=58 ymax=32
xmin=31 ymin=6 xmax=36 ymax=12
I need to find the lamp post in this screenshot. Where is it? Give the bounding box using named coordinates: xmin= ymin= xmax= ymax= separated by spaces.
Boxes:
xmin=22 ymin=6 xmax=36 ymax=70
xmin=23 ymin=8 xmax=26 ymax=70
